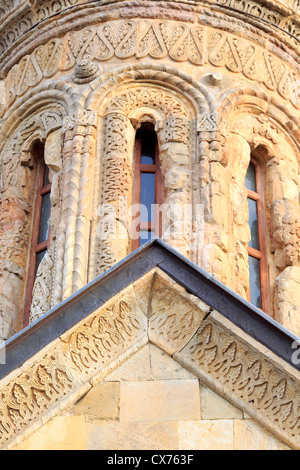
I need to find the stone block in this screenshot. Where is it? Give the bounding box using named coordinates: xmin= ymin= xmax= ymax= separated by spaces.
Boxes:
xmin=200 ymin=386 xmax=243 ymax=420
xmin=234 ymin=420 xmax=290 ymax=451
xmin=120 ymin=379 xmax=200 ymax=421
xmin=178 ymin=420 xmax=234 ymax=450
xmin=86 ymin=420 xmax=178 ymax=450
xmin=105 ymin=344 xmax=196 ymax=382
xmin=14 ymin=416 xmax=87 ymax=450
xmin=274 ymin=266 xmax=300 ymax=337
xmin=72 ymin=381 xmax=120 ymax=420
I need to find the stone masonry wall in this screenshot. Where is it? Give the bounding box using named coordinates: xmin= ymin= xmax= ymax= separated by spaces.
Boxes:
xmin=12 ymin=344 xmax=290 ymax=451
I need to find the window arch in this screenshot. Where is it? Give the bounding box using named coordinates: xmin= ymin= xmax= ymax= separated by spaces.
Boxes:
xmin=245 ymin=156 xmax=270 ymax=313
xmin=132 ymin=124 xmax=163 ymax=251
xmin=23 ymin=141 xmax=52 ymax=327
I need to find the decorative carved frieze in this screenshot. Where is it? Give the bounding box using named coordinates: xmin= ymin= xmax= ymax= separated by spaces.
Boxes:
xmin=0 ymin=0 xmax=298 ymax=65
xmin=157 ymin=116 xmax=189 ymax=145
xmin=95 ymin=112 xmax=131 ymax=276
xmin=61 ymin=283 xmax=148 ymax=381
xmin=2 ymin=20 xmax=299 ymax=116
xmin=175 ymin=311 xmax=300 ymax=448
xmin=0 ymin=345 xmax=79 ymax=448
xmin=107 ymin=86 xmax=189 ymax=119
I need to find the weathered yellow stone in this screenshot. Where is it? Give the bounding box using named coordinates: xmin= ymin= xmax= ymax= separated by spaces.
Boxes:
xmin=14 ymin=416 xmax=87 ymax=451
xmin=87 ymin=420 xmax=178 ymax=450
xmin=72 ymin=382 xmax=120 ymax=420
xmin=200 ymin=386 xmax=243 ymax=420
xmin=178 ymin=420 xmax=234 ymax=450
xmin=105 ymin=343 xmax=196 ymax=381
xmin=234 ymin=420 xmax=291 ymax=451
xmin=120 ymin=379 xmax=201 ymax=421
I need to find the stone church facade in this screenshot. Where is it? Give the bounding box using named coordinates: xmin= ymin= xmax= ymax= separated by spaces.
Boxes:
xmin=0 ymin=0 xmax=299 ymax=451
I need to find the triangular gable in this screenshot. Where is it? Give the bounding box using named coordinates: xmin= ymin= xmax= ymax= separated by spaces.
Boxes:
xmin=0 ymin=239 xmax=299 ymax=449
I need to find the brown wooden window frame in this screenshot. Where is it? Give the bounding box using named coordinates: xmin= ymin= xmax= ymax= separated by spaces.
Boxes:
xmin=132 ymin=125 xmax=163 ymax=251
xmin=23 ymin=145 xmax=51 ymax=327
xmin=246 ymin=157 xmax=270 ymax=314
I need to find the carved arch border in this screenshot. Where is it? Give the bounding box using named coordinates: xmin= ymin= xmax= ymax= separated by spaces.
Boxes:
xmin=0 ymin=88 xmax=72 ymax=334
xmin=82 ymin=64 xmax=213 ymax=283
xmin=216 ymin=87 xmax=300 ymax=316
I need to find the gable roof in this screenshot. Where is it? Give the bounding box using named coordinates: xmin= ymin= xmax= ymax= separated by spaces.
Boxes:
xmin=2 ymin=238 xmax=299 ymax=379
xmin=0 ymin=238 xmax=300 ymax=449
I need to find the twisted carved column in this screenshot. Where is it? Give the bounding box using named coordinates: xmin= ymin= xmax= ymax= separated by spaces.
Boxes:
xmin=54 ymin=110 xmax=98 ymax=301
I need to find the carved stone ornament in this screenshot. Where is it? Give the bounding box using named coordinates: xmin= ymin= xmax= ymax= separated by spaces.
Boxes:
xmin=74 ymin=60 xmax=99 ymax=84
xmin=62 ymin=110 xmax=97 ymax=132
xmin=0 ymin=0 xmax=298 ymax=70
xmin=2 ymin=19 xmax=299 ymax=115
xmin=1 ymin=269 xmax=300 ymax=450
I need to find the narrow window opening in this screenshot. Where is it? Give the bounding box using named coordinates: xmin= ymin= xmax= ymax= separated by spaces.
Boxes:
xmin=246 ymin=158 xmax=270 ymax=313
xmin=132 ymin=124 xmax=163 ymax=250
xmin=23 ymin=141 xmax=51 ymax=327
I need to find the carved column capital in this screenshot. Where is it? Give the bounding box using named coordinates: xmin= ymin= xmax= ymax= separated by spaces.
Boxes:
xmin=155 ymin=116 xmax=189 ymax=145
xmin=63 ymin=110 xmax=97 ymax=133
xmin=197 ymin=113 xmax=227 ymax=145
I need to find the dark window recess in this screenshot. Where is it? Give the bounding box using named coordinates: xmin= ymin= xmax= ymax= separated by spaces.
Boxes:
xmin=246 ymin=160 xmax=270 ymax=314
xmin=248 ymin=256 xmax=262 ymax=309
xmin=132 ymin=126 xmax=163 ymax=250
xmin=23 ymin=143 xmax=52 ymax=327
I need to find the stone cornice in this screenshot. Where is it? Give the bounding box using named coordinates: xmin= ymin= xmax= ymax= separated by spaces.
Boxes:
xmin=0 ymin=0 xmax=299 ymax=77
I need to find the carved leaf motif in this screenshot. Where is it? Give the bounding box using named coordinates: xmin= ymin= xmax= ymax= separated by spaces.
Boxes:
xmin=0 ymin=350 xmax=76 ymax=446
xmin=137 ymin=21 xmax=167 ymax=59
xmin=209 ymin=33 xmax=242 ymax=73
xmin=182 ymin=319 xmax=300 ymax=441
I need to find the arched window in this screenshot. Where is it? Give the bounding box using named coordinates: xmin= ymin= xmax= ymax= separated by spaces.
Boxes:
xmin=245 ymin=158 xmax=270 ymax=313
xmin=132 ymin=124 xmax=163 ymax=250
xmin=23 ymin=141 xmax=51 ymax=327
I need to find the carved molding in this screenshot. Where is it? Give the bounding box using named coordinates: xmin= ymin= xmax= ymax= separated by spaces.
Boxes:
xmin=2 ymin=19 xmax=299 ymax=116
xmin=106 ymin=86 xmax=190 ymax=119
xmin=62 ymin=110 xmax=97 ymax=132
xmin=175 ymin=310 xmax=300 ymax=449
xmin=1 ymin=269 xmax=300 ymax=449
xmin=91 ymin=84 xmax=193 ymax=278
xmin=0 ymin=107 xmax=64 ymax=193
xmin=0 ymin=0 xmax=298 ymax=67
